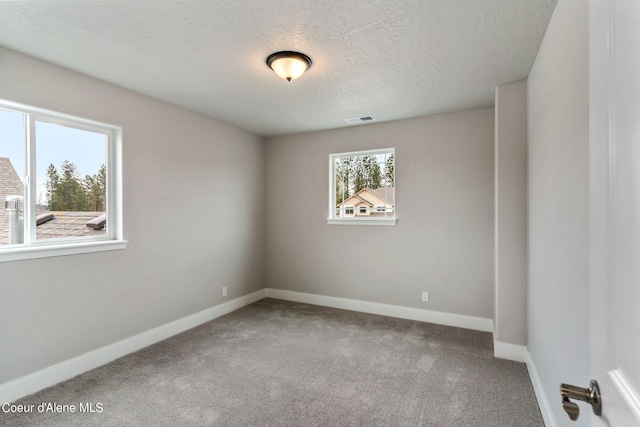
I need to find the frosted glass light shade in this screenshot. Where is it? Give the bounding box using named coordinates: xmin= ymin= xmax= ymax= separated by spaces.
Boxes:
xmin=266 ymin=51 xmax=312 ymax=82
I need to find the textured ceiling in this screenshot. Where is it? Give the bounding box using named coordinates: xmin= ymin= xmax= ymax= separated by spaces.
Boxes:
xmin=0 ymin=0 xmax=556 ymax=137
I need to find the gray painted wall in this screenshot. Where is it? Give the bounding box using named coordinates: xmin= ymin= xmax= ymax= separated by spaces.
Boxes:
xmin=265 ymin=109 xmax=495 ymax=319
xmin=494 ymin=81 xmax=528 ymax=346
xmin=0 ymin=47 xmax=266 ymax=384
xmin=527 ymin=0 xmax=590 ymax=425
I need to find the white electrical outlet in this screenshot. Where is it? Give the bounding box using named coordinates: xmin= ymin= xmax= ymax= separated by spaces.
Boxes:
xmin=222 ymin=286 xmax=228 ymax=297
xmin=422 ymin=291 xmax=429 ymax=302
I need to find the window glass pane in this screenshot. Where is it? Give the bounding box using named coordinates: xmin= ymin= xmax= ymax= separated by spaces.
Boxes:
xmin=332 ymin=150 xmax=394 ymax=219
xmin=35 ymin=121 xmax=107 ymax=240
xmin=381 ymin=152 xmax=394 ymax=218
xmin=0 ymin=109 xmax=26 ymax=246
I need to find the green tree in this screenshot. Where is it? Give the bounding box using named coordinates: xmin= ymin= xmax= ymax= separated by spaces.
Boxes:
xmin=353 ymin=155 xmax=382 ymax=193
xmin=59 ymin=160 xmax=87 ymax=211
xmin=335 ymin=156 xmax=355 ymax=204
xmin=45 ymin=163 xmax=61 ymax=211
xmin=84 ymin=164 xmax=106 ymax=211
xmin=362 ymin=155 xmax=382 ymax=190
xmin=353 ymin=157 xmax=367 ymax=193
xmin=45 ymin=160 xmax=105 ymax=212
xmin=385 ymin=154 xmax=394 ymax=187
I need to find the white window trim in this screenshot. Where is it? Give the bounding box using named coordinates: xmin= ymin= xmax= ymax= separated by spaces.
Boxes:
xmin=327 ymin=218 xmax=397 ymax=226
xmin=327 ymin=147 xmax=396 ymax=226
xmin=0 ymin=99 xmax=126 ymax=263
xmin=0 ymin=240 xmax=127 ymax=263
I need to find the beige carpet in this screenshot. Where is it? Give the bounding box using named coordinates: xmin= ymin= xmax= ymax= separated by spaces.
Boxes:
xmin=1 ymin=298 xmax=543 ymax=426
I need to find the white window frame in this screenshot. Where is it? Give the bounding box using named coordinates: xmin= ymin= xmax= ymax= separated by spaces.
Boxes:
xmin=328 ymin=147 xmax=396 ymax=226
xmin=0 ymin=99 xmax=126 ymax=263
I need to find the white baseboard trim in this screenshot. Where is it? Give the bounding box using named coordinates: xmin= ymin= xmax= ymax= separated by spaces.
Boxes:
xmin=0 ymin=289 xmax=267 ymax=404
xmin=493 ymin=339 xmax=528 ymax=363
xmin=265 ymin=288 xmax=493 ymax=332
xmin=525 ymin=351 xmax=558 ymax=427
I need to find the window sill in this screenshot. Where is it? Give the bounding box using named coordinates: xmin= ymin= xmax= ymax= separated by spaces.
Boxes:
xmin=327 ymin=218 xmax=397 ymax=226
xmin=0 ymin=240 xmax=128 ymax=263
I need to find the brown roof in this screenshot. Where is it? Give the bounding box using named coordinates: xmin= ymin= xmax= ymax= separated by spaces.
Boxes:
xmin=0 ymin=157 xmax=24 ymax=245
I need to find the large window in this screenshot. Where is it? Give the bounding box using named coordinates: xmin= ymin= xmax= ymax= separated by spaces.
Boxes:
xmin=328 ymin=148 xmax=395 ymax=225
xmin=0 ymin=99 xmax=125 ymax=262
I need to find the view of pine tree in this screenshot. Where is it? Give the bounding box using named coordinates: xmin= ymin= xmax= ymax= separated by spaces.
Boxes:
xmin=45 ymin=164 xmax=61 ymax=211
xmin=335 ymin=156 xmax=355 ymax=205
xmin=364 ymin=155 xmax=382 ymax=190
xmin=353 ymin=159 xmax=366 ymax=193
xmin=84 ymin=164 xmax=106 ymax=211
xmin=385 ymin=154 xmax=394 ymax=186
xmin=46 ymin=161 xmax=106 ymax=212
xmin=58 ymin=160 xmax=87 ymax=211
xmin=353 ymin=155 xmax=382 ymax=193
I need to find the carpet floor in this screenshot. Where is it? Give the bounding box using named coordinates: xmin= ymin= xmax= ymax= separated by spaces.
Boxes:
xmin=1 ymin=298 xmax=544 ymax=426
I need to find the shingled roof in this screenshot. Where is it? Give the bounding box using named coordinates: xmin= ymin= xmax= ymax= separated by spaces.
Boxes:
xmin=369 ymin=187 xmax=395 ymax=205
xmin=36 ymin=211 xmax=106 ymax=239
xmin=338 ymin=187 xmax=395 ymax=207
xmin=0 ymin=157 xmax=24 ymax=245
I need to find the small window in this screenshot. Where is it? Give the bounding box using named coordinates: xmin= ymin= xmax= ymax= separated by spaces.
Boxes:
xmin=0 ymin=99 xmax=125 ymax=262
xmin=329 ymin=148 xmax=395 ymax=225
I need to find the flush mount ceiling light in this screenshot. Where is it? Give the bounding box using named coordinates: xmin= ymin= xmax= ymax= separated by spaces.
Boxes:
xmin=266 ymin=51 xmax=312 ymax=82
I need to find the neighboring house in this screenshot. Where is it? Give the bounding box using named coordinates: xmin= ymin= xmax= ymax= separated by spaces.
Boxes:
xmin=0 ymin=157 xmax=105 ymax=244
xmin=0 ymin=157 xmax=24 ymax=245
xmin=337 ymin=187 xmax=394 ymax=217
